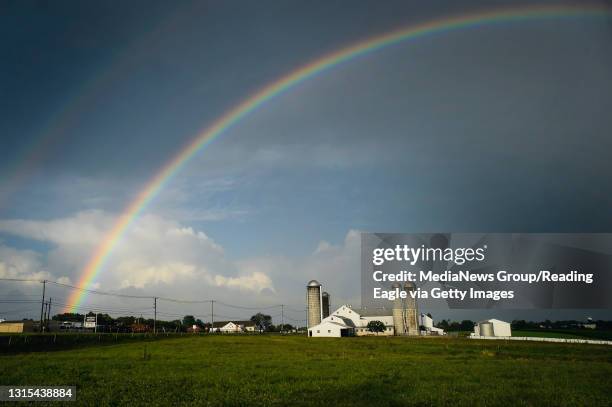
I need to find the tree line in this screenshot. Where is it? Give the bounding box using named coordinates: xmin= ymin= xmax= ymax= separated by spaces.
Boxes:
xmin=49 ymin=311 xmax=300 ymax=333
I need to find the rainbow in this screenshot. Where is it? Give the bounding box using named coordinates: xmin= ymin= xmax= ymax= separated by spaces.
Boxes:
xmin=65 ymin=4 xmax=611 ymax=311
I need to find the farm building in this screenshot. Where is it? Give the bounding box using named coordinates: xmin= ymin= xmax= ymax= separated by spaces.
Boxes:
xmin=420 ymin=314 xmax=445 ymax=336
xmin=472 ymin=318 xmax=511 ymax=337
xmin=309 ymin=305 xmax=395 ymax=337
xmin=0 ymin=320 xmax=36 ymax=333
xmin=306 ymin=280 xmax=419 ymax=338
xmin=211 ymin=321 xmax=257 ymax=333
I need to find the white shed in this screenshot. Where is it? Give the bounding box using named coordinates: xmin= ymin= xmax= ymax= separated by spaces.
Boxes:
xmin=308 ymin=320 xmax=353 ymax=337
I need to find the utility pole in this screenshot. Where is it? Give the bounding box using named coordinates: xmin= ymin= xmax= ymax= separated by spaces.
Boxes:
xmin=153 ymin=297 xmax=157 ymax=335
xmin=39 ymin=279 xmax=46 ymax=333
xmin=45 ymin=298 xmax=52 ymax=329
xmin=281 ymin=304 xmax=284 ymax=334
xmin=211 ymin=300 xmax=214 ymax=333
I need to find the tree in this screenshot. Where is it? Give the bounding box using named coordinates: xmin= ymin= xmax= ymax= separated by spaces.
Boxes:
xmin=460 ymin=320 xmax=474 ymax=331
xmin=183 ymin=315 xmax=196 ymax=327
xmin=95 ymin=313 xmax=114 ymax=326
xmin=367 ymin=320 xmax=386 ymax=335
xmin=277 ymin=323 xmax=294 ymax=332
xmin=436 ymin=319 xmax=450 ymax=330
xmin=250 ymin=313 xmax=272 ymax=332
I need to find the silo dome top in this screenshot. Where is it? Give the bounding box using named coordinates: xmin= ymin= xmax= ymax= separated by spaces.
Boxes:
xmin=307 ymin=280 xmax=321 ymax=287
xmin=322 ymin=291 xmax=329 ymax=297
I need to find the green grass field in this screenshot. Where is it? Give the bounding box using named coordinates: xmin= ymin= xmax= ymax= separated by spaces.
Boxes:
xmin=1 ymin=335 xmax=611 ymax=406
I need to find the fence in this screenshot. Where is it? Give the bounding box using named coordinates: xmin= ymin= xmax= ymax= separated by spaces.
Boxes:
xmin=470 ymin=335 xmax=612 ymax=346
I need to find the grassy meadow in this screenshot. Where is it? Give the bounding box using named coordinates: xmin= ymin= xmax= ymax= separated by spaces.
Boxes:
xmin=1 ymin=335 xmax=611 ymax=406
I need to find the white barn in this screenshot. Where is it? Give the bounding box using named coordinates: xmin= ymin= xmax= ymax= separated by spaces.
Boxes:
xmin=212 ymin=321 xmax=257 ymax=333
xmin=308 ymin=305 xmax=395 ymax=338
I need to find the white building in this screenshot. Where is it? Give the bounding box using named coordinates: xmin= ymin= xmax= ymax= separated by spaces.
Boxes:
xmin=472 ymin=318 xmax=511 ymax=337
xmin=419 ymin=313 xmax=445 ymax=336
xmin=212 ymin=321 xmax=257 ymax=333
xmin=308 ymin=305 xmax=395 ymax=337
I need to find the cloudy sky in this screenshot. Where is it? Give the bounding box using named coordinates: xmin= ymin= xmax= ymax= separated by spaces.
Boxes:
xmin=1 ymin=0 xmax=611 ymax=323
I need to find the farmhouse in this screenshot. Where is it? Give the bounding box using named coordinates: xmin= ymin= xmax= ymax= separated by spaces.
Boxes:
xmin=212 ymin=321 xmax=257 ymax=333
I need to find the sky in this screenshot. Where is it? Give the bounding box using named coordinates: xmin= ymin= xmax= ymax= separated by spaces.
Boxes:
xmin=1 ymin=0 xmax=612 ymax=324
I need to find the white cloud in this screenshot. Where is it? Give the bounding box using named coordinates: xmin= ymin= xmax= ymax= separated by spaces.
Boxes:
xmin=235 ymin=229 xmax=362 ymax=307
xmin=0 ymin=211 xmax=276 ymax=301
xmin=0 ymin=210 xmax=110 ymax=246
xmin=210 ymin=271 xmax=274 ymax=293
xmin=118 ymin=262 xmax=197 ymax=289
xmin=0 ymin=246 xmax=49 ymax=281
xmin=0 ymin=211 xmax=363 ymax=318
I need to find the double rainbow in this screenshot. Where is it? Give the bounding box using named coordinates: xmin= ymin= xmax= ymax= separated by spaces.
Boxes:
xmin=65 ymin=4 xmax=611 ymax=311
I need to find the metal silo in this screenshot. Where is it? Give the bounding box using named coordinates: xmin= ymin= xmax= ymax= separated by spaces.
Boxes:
xmin=322 ymin=292 xmax=330 ymax=319
xmin=479 ymin=322 xmax=494 ymax=337
xmin=307 ymin=280 xmax=322 ymax=329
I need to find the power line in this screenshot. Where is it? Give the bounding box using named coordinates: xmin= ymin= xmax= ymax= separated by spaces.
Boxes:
xmin=0 ymin=278 xmax=306 ymax=321
xmin=0 ymin=277 xmax=42 ymax=283
xmin=214 ymin=301 xmax=282 ymax=310
xmin=46 ymin=280 xmax=153 ymax=299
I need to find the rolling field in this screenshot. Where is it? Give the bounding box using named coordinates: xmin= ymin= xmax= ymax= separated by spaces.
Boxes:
xmin=1 ymin=335 xmax=611 ymax=406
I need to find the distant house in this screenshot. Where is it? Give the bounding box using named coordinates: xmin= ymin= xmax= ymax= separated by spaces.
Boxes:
xmin=212 ymin=321 xmax=257 ymax=333
xmin=187 ymin=325 xmax=202 ymax=333
xmin=131 ymin=323 xmax=149 ymax=333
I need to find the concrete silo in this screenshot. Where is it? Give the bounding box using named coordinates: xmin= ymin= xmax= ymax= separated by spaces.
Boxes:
xmin=307 ymin=280 xmax=322 ymax=329
xmin=403 ymin=282 xmax=420 ymax=336
xmin=392 ymin=283 xmax=407 ymax=335
xmin=322 ymin=292 xmax=330 ymax=319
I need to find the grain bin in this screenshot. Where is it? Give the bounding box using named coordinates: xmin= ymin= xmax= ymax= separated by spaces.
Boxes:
xmin=479 ymin=322 xmax=494 ymax=337
xmin=307 ymin=280 xmax=322 ymax=328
